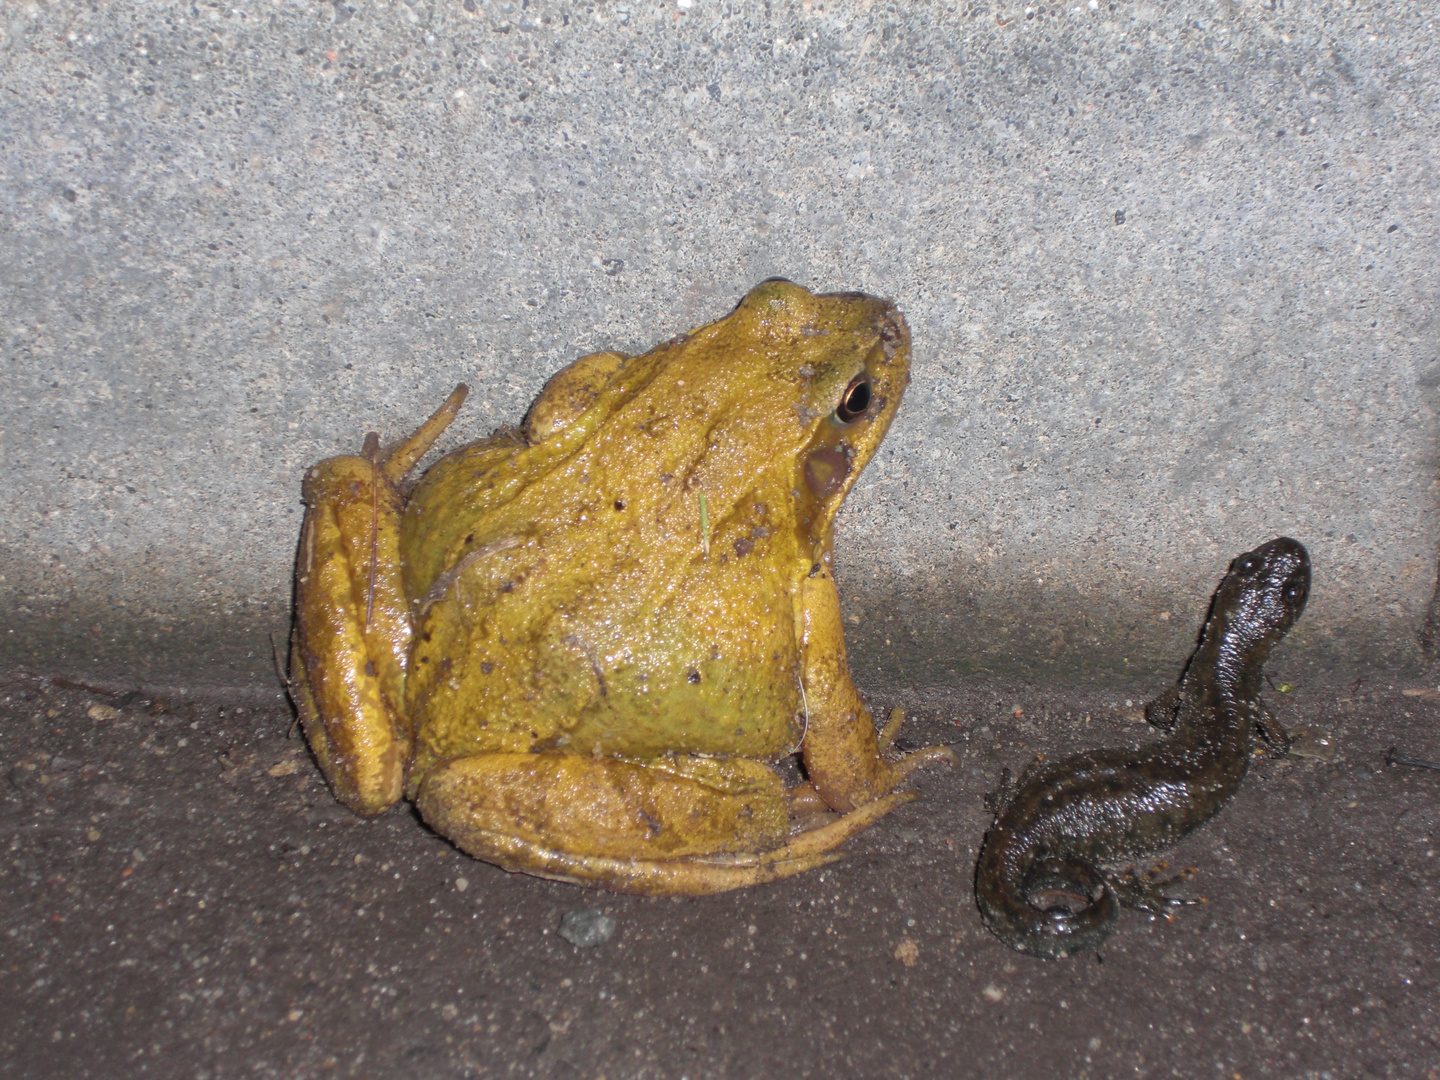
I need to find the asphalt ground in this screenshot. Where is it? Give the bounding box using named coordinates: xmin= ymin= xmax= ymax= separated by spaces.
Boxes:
xmin=2 ymin=671 xmax=1437 ymax=1080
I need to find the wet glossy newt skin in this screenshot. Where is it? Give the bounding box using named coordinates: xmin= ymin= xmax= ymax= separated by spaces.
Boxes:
xmin=975 ymin=537 xmax=1310 ymax=959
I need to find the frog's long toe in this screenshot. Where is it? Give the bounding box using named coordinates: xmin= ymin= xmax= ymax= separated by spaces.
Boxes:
xmin=892 ymin=743 xmax=959 ymax=779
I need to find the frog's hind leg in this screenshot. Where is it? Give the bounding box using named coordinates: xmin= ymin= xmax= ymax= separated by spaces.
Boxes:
xmin=292 ymin=386 xmax=469 ymax=817
xmin=415 ymin=752 xmax=914 ymax=896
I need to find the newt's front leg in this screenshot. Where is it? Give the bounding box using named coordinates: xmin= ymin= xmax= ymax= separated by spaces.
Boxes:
xmin=291 ymin=386 xmax=467 ymax=815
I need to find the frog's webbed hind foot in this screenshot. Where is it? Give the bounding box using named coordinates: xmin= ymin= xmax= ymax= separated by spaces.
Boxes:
xmin=658 ymin=791 xmax=916 ymax=894
xmin=1108 ymin=862 xmax=1200 ymax=918
xmin=442 ymin=791 xmax=915 ymax=897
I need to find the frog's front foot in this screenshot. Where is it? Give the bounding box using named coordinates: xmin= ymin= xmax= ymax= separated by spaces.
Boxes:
xmin=877 ymin=707 xmax=959 ymax=773
xmin=415 ymin=752 xmax=916 ymax=896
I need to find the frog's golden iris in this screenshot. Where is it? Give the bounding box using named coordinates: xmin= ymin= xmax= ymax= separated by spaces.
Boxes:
xmin=291 ymin=280 xmax=952 ymax=895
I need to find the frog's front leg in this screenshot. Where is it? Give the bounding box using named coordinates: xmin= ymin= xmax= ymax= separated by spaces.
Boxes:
xmin=796 ymin=574 xmax=955 ymax=813
xmin=292 ymin=386 xmax=467 ymax=816
xmin=414 ymin=752 xmax=912 ymax=895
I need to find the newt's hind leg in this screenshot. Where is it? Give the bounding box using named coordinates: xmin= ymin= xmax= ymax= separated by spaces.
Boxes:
xmin=1107 ymin=862 xmax=1200 ymax=918
xmin=291 ymin=386 xmax=467 ymax=816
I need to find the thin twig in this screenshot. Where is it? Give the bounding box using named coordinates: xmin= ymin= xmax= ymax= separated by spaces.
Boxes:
xmin=367 ymin=449 xmax=380 ymax=630
xmin=1385 ymin=746 xmax=1440 ymax=771
xmin=51 ymin=677 xmax=119 ymax=696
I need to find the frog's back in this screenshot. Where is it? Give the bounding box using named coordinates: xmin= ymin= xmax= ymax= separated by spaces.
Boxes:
xmin=404 ymin=379 xmax=816 ymax=771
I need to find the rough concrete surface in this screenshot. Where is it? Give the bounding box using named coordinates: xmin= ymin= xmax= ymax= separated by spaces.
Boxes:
xmin=2 ymin=2 xmax=1439 ymax=689
xmin=3 ymin=676 xmax=1438 ymax=1079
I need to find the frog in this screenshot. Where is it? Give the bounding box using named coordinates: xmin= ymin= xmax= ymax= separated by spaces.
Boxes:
xmin=974 ymin=536 xmax=1310 ymax=958
xmin=290 ymin=279 xmax=954 ymax=895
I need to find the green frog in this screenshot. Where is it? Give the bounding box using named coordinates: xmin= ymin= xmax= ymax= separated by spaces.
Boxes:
xmin=290 ymin=280 xmax=952 ymax=895
xmin=975 ymin=537 xmax=1310 ymax=957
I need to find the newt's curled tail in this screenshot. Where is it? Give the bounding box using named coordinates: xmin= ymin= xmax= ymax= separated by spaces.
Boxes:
xmin=974 ymin=844 xmax=1118 ymax=959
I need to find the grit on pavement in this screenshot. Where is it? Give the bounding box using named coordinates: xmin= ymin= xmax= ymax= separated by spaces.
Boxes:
xmin=2 ymin=671 xmax=1436 ymax=1080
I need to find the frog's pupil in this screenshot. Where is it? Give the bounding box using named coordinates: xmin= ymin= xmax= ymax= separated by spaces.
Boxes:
xmin=837 ymin=375 xmax=872 ymax=422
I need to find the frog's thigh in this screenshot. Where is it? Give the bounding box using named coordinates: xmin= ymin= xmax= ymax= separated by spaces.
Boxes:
xmin=293 ymin=459 xmax=411 ymax=817
xmin=417 ymin=753 xmax=889 ymax=895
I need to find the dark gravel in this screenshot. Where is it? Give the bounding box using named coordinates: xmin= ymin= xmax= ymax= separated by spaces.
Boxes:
xmin=2 ymin=671 xmax=1437 ymax=1079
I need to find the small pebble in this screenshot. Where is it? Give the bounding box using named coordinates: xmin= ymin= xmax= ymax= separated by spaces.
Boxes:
xmin=558 ymin=908 xmax=616 ymax=947
xmin=87 ymin=703 xmax=121 ymax=722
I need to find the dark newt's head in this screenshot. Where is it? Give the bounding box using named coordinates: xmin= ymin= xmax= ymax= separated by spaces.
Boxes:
xmin=1210 ymin=536 xmax=1310 ymax=666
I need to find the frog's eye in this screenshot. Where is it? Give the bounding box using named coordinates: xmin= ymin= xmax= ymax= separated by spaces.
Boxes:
xmin=1237 ymin=555 xmax=1261 ymax=575
xmin=835 ymin=373 xmax=873 ymax=424
xmin=1283 ymin=581 xmax=1305 ymax=602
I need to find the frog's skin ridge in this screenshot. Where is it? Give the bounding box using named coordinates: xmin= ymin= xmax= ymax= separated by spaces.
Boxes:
xmin=974 ymin=537 xmax=1310 ymax=959
xmin=290 ymin=280 xmax=953 ymax=895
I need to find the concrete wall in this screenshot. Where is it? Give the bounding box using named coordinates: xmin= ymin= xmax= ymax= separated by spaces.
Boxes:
xmin=2 ymin=1 xmax=1436 ymax=692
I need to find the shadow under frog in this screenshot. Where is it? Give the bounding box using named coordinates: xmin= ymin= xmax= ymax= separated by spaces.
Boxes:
xmin=290 ymin=280 xmax=952 ymax=895
xmin=975 ymin=537 xmax=1311 ymax=958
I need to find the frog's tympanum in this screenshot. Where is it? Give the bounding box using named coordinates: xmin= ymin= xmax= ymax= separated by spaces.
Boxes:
xmin=975 ymin=537 xmax=1310 ymax=958
xmin=291 ymin=280 xmax=953 ymax=895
